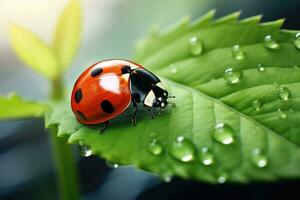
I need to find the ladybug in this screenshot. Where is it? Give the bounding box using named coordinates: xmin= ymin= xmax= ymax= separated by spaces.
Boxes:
xmin=71 ymin=59 xmax=173 ymax=133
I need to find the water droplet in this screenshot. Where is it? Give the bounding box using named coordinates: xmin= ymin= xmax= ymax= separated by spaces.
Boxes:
xmin=189 ymin=37 xmax=203 ymax=56
xmin=79 ymin=144 xmax=92 ymax=157
xmin=257 ymin=64 xmax=265 ymax=72
xmin=224 ymin=68 xmax=242 ymax=84
xmin=278 ymin=86 xmax=290 ymax=101
xmin=171 ymin=67 xmax=178 ymax=74
xmin=251 ymin=148 xmax=268 ymax=168
xmin=163 ymin=176 xmax=172 ymax=183
xmin=277 ymin=108 xmax=287 ymax=119
xmin=264 ymin=35 xmax=280 ymax=50
xmin=232 ymin=45 xmax=245 ymax=60
xmin=213 ymin=123 xmax=235 ymax=145
xmin=170 ymin=136 xmax=195 ymax=162
xmin=105 ymin=160 xmax=119 ymax=168
xmin=252 ymin=99 xmax=263 ymax=111
xmin=148 ymin=139 xmax=163 ymax=155
xmin=199 ymin=147 xmax=214 ymax=166
xmin=217 ymin=172 xmax=228 ymax=184
xmin=294 ymin=33 xmax=300 ymax=50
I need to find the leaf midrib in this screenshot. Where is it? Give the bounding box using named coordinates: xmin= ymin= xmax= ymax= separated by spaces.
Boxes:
xmin=163 ymin=77 xmax=300 ymax=149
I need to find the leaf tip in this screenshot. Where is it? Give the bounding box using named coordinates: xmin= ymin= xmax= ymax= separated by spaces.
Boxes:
xmin=214 ymin=11 xmax=241 ymax=24
xmin=260 ymin=18 xmax=285 ymax=29
xmin=9 ymin=22 xmax=22 ymax=36
xmin=208 ymin=9 xmax=217 ymax=16
xmin=190 ymin=9 xmax=216 ymax=29
xmin=239 ymin=14 xmax=263 ymax=24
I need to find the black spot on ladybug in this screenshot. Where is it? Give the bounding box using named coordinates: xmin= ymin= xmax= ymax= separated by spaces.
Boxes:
xmin=121 ymin=65 xmax=132 ymax=74
xmin=91 ymin=67 xmax=103 ymax=77
xmin=101 ymin=100 xmax=114 ymax=113
xmin=76 ymin=111 xmax=87 ymax=121
xmin=74 ymin=89 xmax=83 ymax=103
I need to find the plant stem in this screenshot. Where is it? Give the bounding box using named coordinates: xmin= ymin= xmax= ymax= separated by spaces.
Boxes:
xmin=51 ymin=76 xmax=65 ymax=101
xmin=49 ymin=76 xmax=80 ymax=200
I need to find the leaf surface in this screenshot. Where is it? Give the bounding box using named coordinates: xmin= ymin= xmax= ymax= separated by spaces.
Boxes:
xmin=0 ymin=93 xmax=47 ymax=120
xmin=47 ymin=12 xmax=300 ymax=183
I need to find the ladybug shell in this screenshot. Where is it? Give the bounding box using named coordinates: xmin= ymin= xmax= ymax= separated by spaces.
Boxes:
xmin=71 ymin=60 xmax=143 ymax=124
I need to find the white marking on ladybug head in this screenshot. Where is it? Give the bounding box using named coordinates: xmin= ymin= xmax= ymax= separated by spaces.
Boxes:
xmin=156 ymin=82 xmax=166 ymax=90
xmin=144 ymin=90 xmax=155 ymax=107
xmin=99 ymin=73 xmax=120 ymax=94
xmin=130 ymin=64 xmax=139 ymax=70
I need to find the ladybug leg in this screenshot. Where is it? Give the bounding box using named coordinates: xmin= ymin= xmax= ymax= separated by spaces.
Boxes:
xmin=131 ymin=101 xmax=138 ymax=126
xmin=100 ymin=121 xmax=109 ymax=134
xmin=146 ymin=107 xmax=155 ymax=119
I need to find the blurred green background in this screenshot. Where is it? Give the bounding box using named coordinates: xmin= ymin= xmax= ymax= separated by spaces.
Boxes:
xmin=0 ymin=0 xmax=300 ymax=199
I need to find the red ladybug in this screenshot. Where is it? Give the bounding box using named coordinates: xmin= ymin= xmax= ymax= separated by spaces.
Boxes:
xmin=71 ymin=59 xmax=172 ymax=132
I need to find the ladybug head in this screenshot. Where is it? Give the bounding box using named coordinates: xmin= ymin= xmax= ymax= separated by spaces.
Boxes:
xmin=152 ymin=89 xmax=168 ymax=108
xmin=144 ymin=82 xmax=174 ymax=109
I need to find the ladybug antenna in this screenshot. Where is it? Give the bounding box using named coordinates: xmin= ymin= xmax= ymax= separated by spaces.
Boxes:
xmin=168 ymin=95 xmax=175 ymax=98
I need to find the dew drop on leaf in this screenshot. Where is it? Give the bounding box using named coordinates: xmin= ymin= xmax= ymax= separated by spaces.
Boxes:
xmin=163 ymin=176 xmax=172 ymax=183
xmin=224 ymin=68 xmax=242 ymax=84
xmin=264 ymin=35 xmax=280 ymax=50
xmin=257 ymin=64 xmax=265 ymax=72
xmin=252 ymin=99 xmax=263 ymax=111
xmin=199 ymin=147 xmax=214 ymax=166
xmin=148 ymin=139 xmax=164 ymax=155
xmin=251 ymin=148 xmax=268 ymax=168
xmin=294 ymin=33 xmax=300 ymax=50
xmin=171 ymin=67 xmax=178 ymax=74
xmin=105 ymin=160 xmax=119 ymax=168
xmin=278 ymin=86 xmax=290 ymax=101
xmin=277 ymin=108 xmax=287 ymax=119
xmin=170 ymin=136 xmax=195 ymax=162
xmin=79 ymin=143 xmax=92 ymax=157
xmin=232 ymin=45 xmax=245 ymax=60
xmin=213 ymin=123 xmax=235 ymax=145
xmin=189 ymin=36 xmax=203 ymax=56
xmin=217 ymin=172 xmax=228 ymax=184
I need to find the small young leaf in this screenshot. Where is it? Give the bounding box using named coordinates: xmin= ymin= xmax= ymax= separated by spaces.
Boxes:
xmin=0 ymin=93 xmax=47 ymax=120
xmin=53 ymin=0 xmax=82 ymax=69
xmin=9 ymin=24 xmax=59 ymax=80
xmin=47 ymin=12 xmax=300 ymax=183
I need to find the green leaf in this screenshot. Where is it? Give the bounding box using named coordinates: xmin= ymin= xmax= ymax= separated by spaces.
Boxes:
xmin=9 ymin=24 xmax=59 ymax=80
xmin=0 ymin=93 xmax=48 ymax=120
xmin=53 ymin=0 xmax=82 ymax=69
xmin=47 ymin=12 xmax=300 ymax=183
